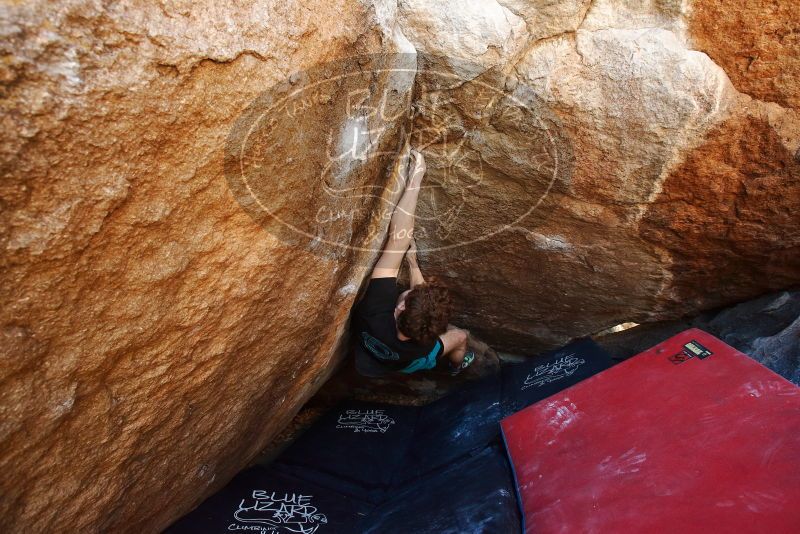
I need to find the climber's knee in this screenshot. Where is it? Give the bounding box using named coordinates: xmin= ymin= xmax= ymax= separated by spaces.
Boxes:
xmin=441 ymin=328 xmax=468 ymax=355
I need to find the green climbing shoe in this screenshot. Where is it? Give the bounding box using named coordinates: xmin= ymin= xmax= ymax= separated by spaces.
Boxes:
xmin=449 ymin=351 xmax=475 ymax=376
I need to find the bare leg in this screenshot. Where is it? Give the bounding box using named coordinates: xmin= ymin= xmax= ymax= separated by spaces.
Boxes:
xmin=440 ymin=327 xmax=469 ymax=366
xmin=445 ymin=340 xmax=468 ymax=366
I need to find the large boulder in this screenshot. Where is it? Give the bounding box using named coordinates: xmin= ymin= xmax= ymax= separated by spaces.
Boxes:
xmin=398 ymin=0 xmax=800 ymax=351
xmin=0 ymin=1 xmax=415 ymax=532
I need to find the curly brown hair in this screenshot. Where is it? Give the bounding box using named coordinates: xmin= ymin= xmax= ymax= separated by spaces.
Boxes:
xmin=396 ymin=278 xmax=453 ymax=343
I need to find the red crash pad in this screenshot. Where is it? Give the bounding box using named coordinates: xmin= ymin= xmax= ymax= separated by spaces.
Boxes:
xmin=501 ymin=328 xmax=800 ymax=534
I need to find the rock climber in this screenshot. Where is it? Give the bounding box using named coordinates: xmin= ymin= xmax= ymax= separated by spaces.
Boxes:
xmin=353 ymin=148 xmax=475 ymax=377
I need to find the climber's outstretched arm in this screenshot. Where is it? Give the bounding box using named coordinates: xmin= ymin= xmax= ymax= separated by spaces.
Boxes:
xmin=406 ymin=240 xmax=425 ymax=288
xmin=371 ymin=150 xmax=426 ymax=279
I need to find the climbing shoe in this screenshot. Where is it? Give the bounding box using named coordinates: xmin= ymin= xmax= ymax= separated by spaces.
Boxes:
xmin=449 ymin=351 xmax=475 ymax=376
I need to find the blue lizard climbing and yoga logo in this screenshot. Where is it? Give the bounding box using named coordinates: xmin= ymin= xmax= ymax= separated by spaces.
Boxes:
xmin=231 ymin=491 xmax=327 ymax=534
xmin=522 ymin=353 xmax=587 ymax=390
xmin=336 ymin=409 xmax=396 ymax=433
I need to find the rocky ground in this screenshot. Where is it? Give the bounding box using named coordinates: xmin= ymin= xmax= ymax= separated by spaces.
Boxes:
xmin=597 ymin=290 xmax=800 ymax=384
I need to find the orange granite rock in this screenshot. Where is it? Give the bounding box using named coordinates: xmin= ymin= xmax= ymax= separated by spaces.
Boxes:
xmin=688 ymin=0 xmax=800 ymax=110
xmin=0 ymin=1 xmax=414 ymax=532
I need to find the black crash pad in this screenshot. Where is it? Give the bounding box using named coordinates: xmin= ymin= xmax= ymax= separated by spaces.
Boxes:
xmin=501 ymin=337 xmax=612 ymax=415
xmin=395 ymin=375 xmax=502 ymax=484
xmin=276 ymin=401 xmax=419 ymax=503
xmin=396 ymin=338 xmax=612 ymax=484
xmin=166 ymin=465 xmax=371 ymax=534
xmin=168 ymin=338 xmax=613 ymax=533
xmin=360 ymin=445 xmax=521 ymax=534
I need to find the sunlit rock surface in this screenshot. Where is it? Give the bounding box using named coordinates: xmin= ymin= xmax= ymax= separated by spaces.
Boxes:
xmin=0 ymin=0 xmax=798 ymax=532
xmin=401 ymin=0 xmax=800 ymax=351
xmin=0 ymin=1 xmax=414 ymax=532
xmin=688 ymin=0 xmax=800 ymax=111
